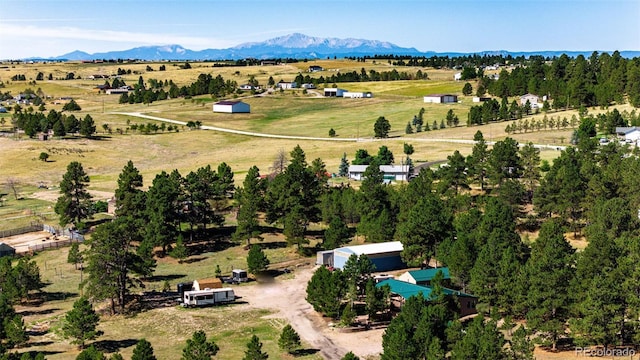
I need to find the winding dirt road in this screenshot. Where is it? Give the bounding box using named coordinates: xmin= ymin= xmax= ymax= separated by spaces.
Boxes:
xmin=236 ymin=265 xmax=383 ymax=360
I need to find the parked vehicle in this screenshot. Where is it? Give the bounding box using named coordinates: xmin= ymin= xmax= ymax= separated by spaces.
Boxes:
xmin=232 ymin=269 xmax=248 ymax=283
xmin=182 ymin=288 xmax=235 ymax=307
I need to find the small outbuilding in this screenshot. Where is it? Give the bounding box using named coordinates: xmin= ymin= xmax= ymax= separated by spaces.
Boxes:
xmin=0 ymin=242 xmax=16 ymax=257
xmin=308 ymin=65 xmax=324 ymax=72
xmin=333 ymin=241 xmax=405 ymax=272
xmin=213 ymin=100 xmax=250 ymax=113
xmin=424 ymin=94 xmax=458 ymax=104
xmin=316 ymin=250 xmax=334 ymax=267
xmin=277 ymin=81 xmax=297 ymax=89
xmin=193 ymin=277 xmax=223 ymax=291
xmin=398 ymin=267 xmax=450 ymax=286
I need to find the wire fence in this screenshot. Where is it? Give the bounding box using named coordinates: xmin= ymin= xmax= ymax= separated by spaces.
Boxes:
xmin=0 ymin=223 xmax=43 ymax=238
xmin=42 ymin=224 xmax=85 ymax=242
xmin=28 ymin=238 xmax=83 ymax=252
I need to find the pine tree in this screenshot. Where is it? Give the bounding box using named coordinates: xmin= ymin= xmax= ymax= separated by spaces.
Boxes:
xmin=54 ymin=161 xmax=93 ymax=226
xmin=170 ymin=235 xmax=188 ymax=263
xmin=405 ymin=122 xmax=413 ymax=134
xmin=67 ymin=242 xmax=83 ymax=270
xmin=341 ymin=352 xmax=360 ymax=360
xmin=181 ymin=330 xmax=219 ymax=360
xmin=243 ymin=335 xmax=268 ymax=360
xmin=75 ymin=345 xmax=106 ymax=360
xmin=132 ymin=339 xmax=157 ymax=360
xmin=278 ymin=324 xmax=301 ymax=353
xmin=338 ymin=153 xmax=350 ymax=177
xmin=246 ymin=244 xmax=269 ymax=275
xmin=63 ymin=297 xmax=100 ymax=349
xmin=324 ymin=216 xmax=350 ymax=250
xmin=234 ymin=166 xmax=264 ymax=245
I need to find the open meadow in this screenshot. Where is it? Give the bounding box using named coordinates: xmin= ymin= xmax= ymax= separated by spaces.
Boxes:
xmin=1 ymin=59 xmax=636 ymax=359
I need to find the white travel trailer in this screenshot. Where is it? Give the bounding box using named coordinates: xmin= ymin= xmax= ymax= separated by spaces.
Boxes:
xmin=182 ymin=288 xmax=235 ymax=307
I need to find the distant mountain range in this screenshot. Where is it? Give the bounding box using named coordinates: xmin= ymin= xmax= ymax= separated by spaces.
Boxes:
xmin=39 ymin=33 xmax=640 ymax=61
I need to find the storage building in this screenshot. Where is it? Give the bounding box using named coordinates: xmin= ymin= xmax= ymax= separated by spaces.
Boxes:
xmin=333 ymin=241 xmax=405 ymax=272
xmin=193 ymin=277 xmax=223 ymax=291
xmin=324 ymin=88 xmax=346 ymax=97
xmin=343 ymin=91 xmax=373 ymax=99
xmin=213 ymin=100 xmax=250 ymax=113
xmin=0 ymin=242 xmax=16 ymax=257
xmin=424 ymin=94 xmax=458 ymax=104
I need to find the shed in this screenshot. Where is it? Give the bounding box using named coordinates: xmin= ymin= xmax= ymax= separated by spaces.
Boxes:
xmin=308 ymin=65 xmax=324 ymax=72
xmin=398 ymin=267 xmax=450 ymax=286
xmin=213 ymin=100 xmax=250 ymax=113
xmin=0 ymin=242 xmax=16 ymax=257
xmin=193 ymin=277 xmax=223 ymax=291
xmin=424 ymin=94 xmax=458 ymax=104
xmin=377 ymin=279 xmax=477 ymax=316
xmin=316 ymin=250 xmax=334 ymax=267
xmin=472 ymin=96 xmax=491 ymax=103
xmin=324 ymin=88 xmax=346 ymax=97
xmin=333 ymin=241 xmax=405 ymax=272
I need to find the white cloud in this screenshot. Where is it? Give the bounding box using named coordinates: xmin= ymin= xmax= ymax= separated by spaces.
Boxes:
xmin=0 ymin=24 xmax=235 ymax=58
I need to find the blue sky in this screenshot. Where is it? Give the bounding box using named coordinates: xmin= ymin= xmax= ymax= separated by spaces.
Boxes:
xmin=1 ymin=0 xmax=638 ymax=59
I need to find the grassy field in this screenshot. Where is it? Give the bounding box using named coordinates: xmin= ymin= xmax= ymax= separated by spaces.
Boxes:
xmin=15 ymin=235 xmax=323 ymax=360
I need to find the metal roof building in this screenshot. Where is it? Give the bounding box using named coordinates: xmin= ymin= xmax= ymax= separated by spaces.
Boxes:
xmin=398 ymin=267 xmax=450 ymax=286
xmin=376 ymin=278 xmax=477 ymax=316
xmin=0 ymin=242 xmax=16 ymax=258
xmin=333 ymin=241 xmax=405 ymax=272
xmin=213 ymin=100 xmax=250 ymax=113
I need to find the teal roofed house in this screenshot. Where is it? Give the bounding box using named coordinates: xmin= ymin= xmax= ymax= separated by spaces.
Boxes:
xmin=377 ymin=278 xmax=477 ymax=317
xmin=398 ymin=267 xmax=450 ymax=286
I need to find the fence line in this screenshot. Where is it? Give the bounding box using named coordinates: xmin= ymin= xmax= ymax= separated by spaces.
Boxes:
xmin=28 ymin=238 xmax=83 ymax=252
xmin=0 ymin=223 xmax=43 ymax=238
xmin=43 ymin=224 xmax=85 ymax=242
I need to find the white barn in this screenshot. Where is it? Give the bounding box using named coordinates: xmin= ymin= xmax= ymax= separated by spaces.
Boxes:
xmin=333 ymin=241 xmax=405 ymax=271
xmin=424 ymin=94 xmax=458 ymax=104
xmin=277 ymin=81 xmax=297 ymax=90
xmin=343 ymin=91 xmax=373 ymax=98
xmin=348 ymin=164 xmax=411 ymax=182
xmin=520 ymin=93 xmax=540 ymax=108
xmin=213 ymin=100 xmax=250 ymax=113
xmin=616 ymin=127 xmax=640 ymax=143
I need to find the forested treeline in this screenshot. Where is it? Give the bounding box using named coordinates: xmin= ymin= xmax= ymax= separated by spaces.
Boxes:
xmin=292 ymin=67 xmax=428 ymax=86
xmin=12 ymin=109 xmax=96 ymax=138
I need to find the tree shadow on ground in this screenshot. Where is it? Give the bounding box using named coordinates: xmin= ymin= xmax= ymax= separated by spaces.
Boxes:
xmin=25 ymin=340 xmax=54 ymax=347
xmin=18 ymin=308 xmax=59 ymax=317
xmin=291 ymin=348 xmax=320 ymax=356
xmin=93 ymin=339 xmax=138 ymax=353
xmin=186 ymin=239 xmax=236 ymax=256
xmin=14 ymin=350 xmax=62 ymax=357
xmin=32 ymin=291 xmax=78 ymax=305
xmin=145 ymin=274 xmax=186 ymax=283
xmin=182 ymin=256 xmax=206 ymax=264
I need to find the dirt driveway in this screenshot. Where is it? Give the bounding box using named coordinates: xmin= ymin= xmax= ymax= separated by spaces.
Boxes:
xmin=236 ymin=265 xmax=383 ymax=360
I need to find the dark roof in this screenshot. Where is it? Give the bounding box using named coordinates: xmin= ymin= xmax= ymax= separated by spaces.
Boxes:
xmin=425 ymin=94 xmax=457 ymax=97
xmin=408 ymin=268 xmax=450 ymax=282
xmin=376 ymin=279 xmax=475 ymax=300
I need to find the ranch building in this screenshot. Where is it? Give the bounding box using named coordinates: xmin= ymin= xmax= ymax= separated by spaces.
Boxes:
xmin=348 ymin=164 xmax=412 ymax=182
xmin=324 ymin=88 xmax=347 ymax=97
xmin=332 ymin=241 xmax=405 ymax=272
xmin=616 ymin=127 xmax=640 ymax=143
xmin=397 ymin=267 xmax=451 ymax=287
xmin=343 ymin=91 xmax=373 ymax=98
xmin=213 ymin=100 xmax=250 ymax=113
xmin=376 ymin=278 xmax=478 ymax=317
xmin=277 ymin=81 xmax=297 ymax=90
xmin=423 ymin=94 xmax=458 ymax=104
xmin=520 ymin=93 xmax=540 ymax=107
